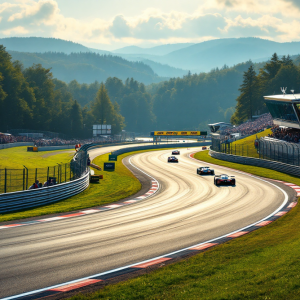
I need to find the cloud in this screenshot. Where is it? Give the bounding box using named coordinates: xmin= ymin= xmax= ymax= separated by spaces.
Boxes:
xmin=108 ymin=13 xmax=228 ymax=40
xmin=0 ymin=0 xmax=299 ymax=49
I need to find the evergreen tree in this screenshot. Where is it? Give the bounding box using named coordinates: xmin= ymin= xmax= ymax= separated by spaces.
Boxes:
xmin=91 ymin=83 xmax=124 ymax=134
xmin=70 ymin=100 xmax=83 ymax=137
xmin=231 ymin=65 xmax=258 ymax=124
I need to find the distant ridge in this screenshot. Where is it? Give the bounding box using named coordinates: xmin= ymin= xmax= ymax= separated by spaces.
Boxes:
xmin=0 ymin=37 xmax=91 ymax=54
xmin=113 ymin=43 xmax=194 ymax=56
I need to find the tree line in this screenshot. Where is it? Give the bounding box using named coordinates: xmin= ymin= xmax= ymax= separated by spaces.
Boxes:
xmin=0 ymin=45 xmax=124 ymax=138
xmin=231 ymin=53 xmax=299 ymax=124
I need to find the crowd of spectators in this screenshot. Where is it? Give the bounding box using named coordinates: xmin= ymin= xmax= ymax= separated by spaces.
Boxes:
xmin=270 ymin=126 xmax=300 ymax=143
xmin=222 ymin=113 xmax=274 ymax=136
xmin=0 ymin=134 xmax=121 ymax=146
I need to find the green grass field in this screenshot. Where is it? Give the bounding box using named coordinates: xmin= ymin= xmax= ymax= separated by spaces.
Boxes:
xmin=66 ymin=149 xmax=300 ymax=300
xmin=0 ymin=146 xmax=76 ymax=193
xmin=0 ymin=146 xmax=74 ymax=169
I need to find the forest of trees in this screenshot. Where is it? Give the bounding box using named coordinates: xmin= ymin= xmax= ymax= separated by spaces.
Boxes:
xmin=1 ymin=41 xmax=299 ymax=139
xmin=0 ymin=46 xmax=124 ymax=138
xmin=231 ymin=53 xmax=299 ymax=124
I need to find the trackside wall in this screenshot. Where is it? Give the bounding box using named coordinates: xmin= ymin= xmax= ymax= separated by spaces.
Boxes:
xmin=209 ymin=150 xmax=300 ymax=177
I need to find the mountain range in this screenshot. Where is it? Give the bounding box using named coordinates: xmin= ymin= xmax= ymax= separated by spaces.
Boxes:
xmin=1 ymin=37 xmax=300 ymax=83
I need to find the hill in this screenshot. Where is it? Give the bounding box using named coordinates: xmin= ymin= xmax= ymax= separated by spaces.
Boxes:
xmin=8 ymin=51 xmax=167 ymax=85
xmin=113 ymin=43 xmax=194 ymax=56
xmin=0 ymin=37 xmax=91 ymax=54
xmin=155 ymin=38 xmax=300 ymax=72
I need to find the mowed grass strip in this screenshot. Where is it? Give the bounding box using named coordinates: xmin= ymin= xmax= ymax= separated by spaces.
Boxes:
xmin=67 ymin=150 xmax=300 ymax=300
xmin=0 ymin=148 xmax=170 ymax=222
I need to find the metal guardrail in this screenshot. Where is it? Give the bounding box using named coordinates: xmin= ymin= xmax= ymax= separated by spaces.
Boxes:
xmin=0 ymin=171 xmax=89 ymax=214
xmin=209 ymin=150 xmax=300 ymax=177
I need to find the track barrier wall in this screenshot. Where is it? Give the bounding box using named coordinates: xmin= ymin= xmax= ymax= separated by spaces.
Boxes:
xmin=0 ymin=150 xmax=89 ymax=213
xmin=0 ymin=142 xmax=34 ymax=150
xmin=209 ymin=150 xmax=300 ymax=177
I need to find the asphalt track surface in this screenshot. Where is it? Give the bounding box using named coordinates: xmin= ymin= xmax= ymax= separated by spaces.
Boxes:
xmin=0 ymin=147 xmax=288 ymax=299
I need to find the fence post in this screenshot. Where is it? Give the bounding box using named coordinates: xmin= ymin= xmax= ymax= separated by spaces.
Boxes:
xmin=4 ymin=168 xmax=7 ymax=193
xmin=65 ymin=164 xmax=67 ymax=182
xmin=23 ymin=168 xmax=25 ymax=191
xmin=47 ymin=167 xmax=49 ymax=182
xmin=242 ymin=145 xmax=244 ymax=156
xmin=57 ymin=164 xmax=60 ymax=184
xmin=235 ymin=144 xmax=236 ymax=155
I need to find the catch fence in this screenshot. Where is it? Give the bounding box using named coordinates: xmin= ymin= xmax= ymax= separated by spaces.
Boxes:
xmin=0 ymin=150 xmax=88 ymax=194
xmin=211 ymin=135 xmax=300 ymax=167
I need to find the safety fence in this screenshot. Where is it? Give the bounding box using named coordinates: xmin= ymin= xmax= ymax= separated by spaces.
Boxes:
xmin=210 ymin=150 xmax=300 ymax=178
xmin=211 ymin=134 xmax=300 ymax=167
xmin=0 ymin=150 xmax=88 ymax=194
xmin=258 ymin=137 xmax=300 ymax=166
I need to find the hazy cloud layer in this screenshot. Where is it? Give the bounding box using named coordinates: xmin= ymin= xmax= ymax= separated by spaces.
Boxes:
xmin=0 ymin=0 xmax=299 ymax=49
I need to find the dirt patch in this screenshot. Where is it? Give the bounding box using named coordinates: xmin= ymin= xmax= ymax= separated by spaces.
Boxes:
xmin=42 ymin=150 xmax=75 ymax=158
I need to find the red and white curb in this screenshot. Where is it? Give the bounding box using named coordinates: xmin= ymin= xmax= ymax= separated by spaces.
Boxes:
xmin=0 ymin=157 xmax=159 ymax=231
xmin=3 ymin=150 xmax=297 ymax=300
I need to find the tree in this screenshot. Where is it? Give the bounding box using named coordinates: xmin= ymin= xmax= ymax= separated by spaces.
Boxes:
xmin=70 ymin=100 xmax=83 ymax=137
xmin=91 ymin=83 xmax=124 ymax=134
xmin=231 ymin=65 xmax=258 ymax=124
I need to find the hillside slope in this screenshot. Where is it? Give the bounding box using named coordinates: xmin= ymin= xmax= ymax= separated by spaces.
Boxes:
xmin=9 ymin=51 xmax=167 ymax=84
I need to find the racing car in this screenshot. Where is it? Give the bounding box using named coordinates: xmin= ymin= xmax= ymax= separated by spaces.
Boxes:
xmin=214 ymin=174 xmax=235 ymax=186
xmin=197 ymin=166 xmax=214 ymax=175
xmin=202 ymin=146 xmax=207 ymax=150
xmin=168 ymin=156 xmax=179 ymax=163
xmin=172 ymin=150 xmax=180 ymax=155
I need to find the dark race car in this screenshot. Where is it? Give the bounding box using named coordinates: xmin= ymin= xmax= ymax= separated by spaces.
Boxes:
xmin=172 ymin=150 xmax=180 ymax=155
xmin=214 ymin=174 xmax=236 ymax=186
xmin=202 ymin=146 xmax=207 ymax=150
xmin=197 ymin=166 xmax=214 ymax=175
xmin=168 ymin=156 xmax=179 ymax=163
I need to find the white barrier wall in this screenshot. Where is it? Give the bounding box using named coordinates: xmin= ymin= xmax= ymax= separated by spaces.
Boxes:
xmin=0 ymin=142 xmax=34 ymax=150
xmin=37 ymin=145 xmax=76 ymax=151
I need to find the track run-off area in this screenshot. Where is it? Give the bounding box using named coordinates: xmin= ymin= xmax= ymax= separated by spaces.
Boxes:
xmin=0 ymin=146 xmax=291 ymax=299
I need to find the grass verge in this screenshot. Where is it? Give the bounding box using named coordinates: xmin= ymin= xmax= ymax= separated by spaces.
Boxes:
xmin=0 ymin=148 xmax=169 ymax=223
xmin=224 ymin=128 xmax=272 ymax=158
xmin=67 ymin=150 xmax=300 ymax=300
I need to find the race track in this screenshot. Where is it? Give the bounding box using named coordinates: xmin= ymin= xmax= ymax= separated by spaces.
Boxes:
xmin=0 ymin=147 xmax=287 ymax=298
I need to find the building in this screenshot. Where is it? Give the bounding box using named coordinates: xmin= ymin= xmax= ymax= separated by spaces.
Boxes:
xmin=264 ymin=94 xmax=300 ymax=129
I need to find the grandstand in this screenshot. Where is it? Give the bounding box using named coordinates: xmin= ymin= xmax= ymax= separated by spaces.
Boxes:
xmin=264 ymin=94 xmax=300 ymax=129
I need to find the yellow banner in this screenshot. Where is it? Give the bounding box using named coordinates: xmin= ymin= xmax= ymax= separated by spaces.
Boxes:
xmin=154 ymin=131 xmax=202 ymax=136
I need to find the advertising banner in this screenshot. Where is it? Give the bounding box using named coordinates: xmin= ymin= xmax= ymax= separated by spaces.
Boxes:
xmin=153 ymin=131 xmax=207 ymax=136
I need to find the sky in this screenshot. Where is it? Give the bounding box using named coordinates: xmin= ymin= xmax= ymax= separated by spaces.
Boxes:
xmin=0 ymin=0 xmax=300 ymax=50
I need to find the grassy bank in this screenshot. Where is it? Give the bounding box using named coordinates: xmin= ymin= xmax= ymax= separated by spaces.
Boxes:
xmin=68 ymin=150 xmax=300 ymax=300
xmin=224 ymin=128 xmax=272 ymax=158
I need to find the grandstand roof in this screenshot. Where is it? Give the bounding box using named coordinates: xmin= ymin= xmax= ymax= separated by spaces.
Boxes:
xmin=264 ymin=94 xmax=300 ymax=102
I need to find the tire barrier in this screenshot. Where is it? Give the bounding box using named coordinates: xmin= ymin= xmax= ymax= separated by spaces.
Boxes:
xmin=0 ymin=171 xmax=89 ymax=214
xmin=210 ymin=150 xmax=300 ymax=177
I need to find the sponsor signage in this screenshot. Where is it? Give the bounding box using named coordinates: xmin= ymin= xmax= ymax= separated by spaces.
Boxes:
xmin=109 ymin=154 xmax=118 ymax=161
xmin=153 ymin=131 xmax=207 ymax=136
xmin=93 ymin=124 xmax=112 ymax=136
xmin=104 ymin=162 xmax=115 ymax=171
